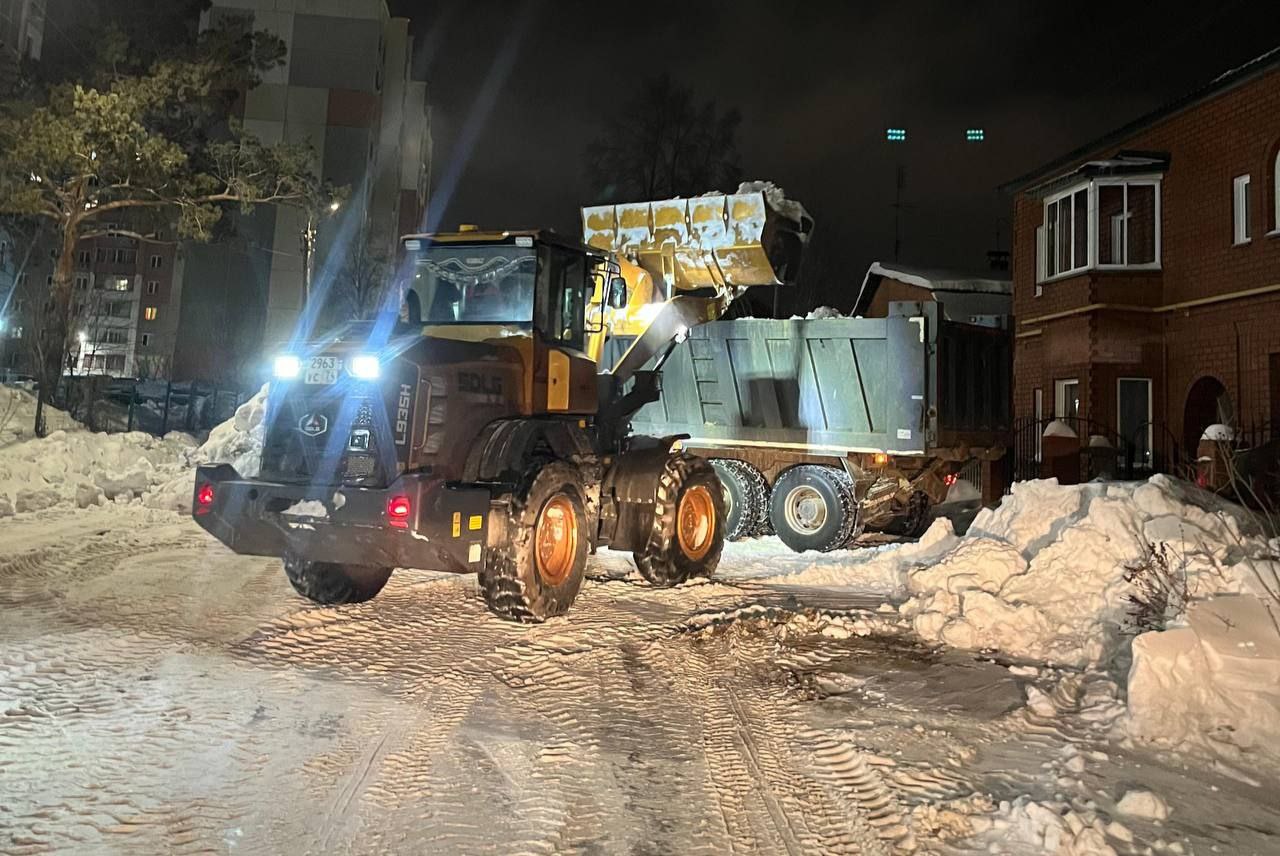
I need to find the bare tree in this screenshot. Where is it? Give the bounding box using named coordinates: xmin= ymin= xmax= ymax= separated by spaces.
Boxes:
xmin=586 ymin=75 xmax=742 ymax=202
xmin=331 ymin=236 xmax=390 ymax=323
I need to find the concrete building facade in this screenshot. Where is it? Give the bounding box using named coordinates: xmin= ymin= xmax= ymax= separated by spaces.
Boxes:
xmin=175 ymin=0 xmax=431 ymax=382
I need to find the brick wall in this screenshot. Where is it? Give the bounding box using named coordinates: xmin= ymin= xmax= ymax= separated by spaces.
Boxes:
xmin=1009 ymin=62 xmax=1280 ymax=456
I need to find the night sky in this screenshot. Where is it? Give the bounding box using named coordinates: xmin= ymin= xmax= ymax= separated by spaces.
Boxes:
xmin=392 ymin=0 xmax=1279 ymax=300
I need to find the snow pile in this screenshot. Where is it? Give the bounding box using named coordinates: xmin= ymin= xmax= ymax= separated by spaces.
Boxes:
xmin=734 ymin=180 xmax=812 ymax=231
xmin=972 ymin=797 xmax=1121 ymax=855
xmin=145 ymin=384 xmax=268 ymax=512
xmin=756 ymin=518 xmax=961 ymax=591
xmin=897 ymin=476 xmax=1274 ymax=668
xmin=1127 ymin=594 xmax=1280 ymax=767
xmin=0 ymin=425 xmax=196 ymax=517
xmin=805 ymin=306 xmax=844 ymax=319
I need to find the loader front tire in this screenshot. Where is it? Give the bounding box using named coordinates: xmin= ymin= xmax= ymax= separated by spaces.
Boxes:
xmin=634 ymin=454 xmax=726 ymax=586
xmin=283 ymin=556 xmax=392 ymax=605
xmin=479 ymin=462 xmax=589 ymax=622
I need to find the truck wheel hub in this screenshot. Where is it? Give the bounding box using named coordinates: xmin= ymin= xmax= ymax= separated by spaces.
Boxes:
xmin=784 ymin=485 xmax=827 ymax=533
xmin=535 ymin=494 xmax=578 ymax=585
xmin=677 ymin=484 xmax=716 ymax=561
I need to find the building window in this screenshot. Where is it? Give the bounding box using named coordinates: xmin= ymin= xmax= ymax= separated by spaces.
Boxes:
xmin=98 ymin=329 xmax=128 ymax=345
xmin=105 ymin=276 xmax=131 ymax=292
xmin=141 ymin=333 xmax=151 ymax=347
xmin=144 ymin=306 xmax=158 ymax=321
xmin=74 ymin=275 xmax=89 ymax=290
xmin=1038 ymin=178 xmax=1161 ymax=282
xmin=146 ymin=280 xmax=159 ymax=295
xmin=1233 ymin=174 xmax=1252 ymax=245
xmin=149 ymin=254 xmax=162 ymax=269
xmin=108 ymin=301 xmax=133 ymax=319
xmin=1055 ymin=378 xmax=1080 ymax=420
xmin=1273 ymin=149 xmax=1280 ymax=233
xmin=1118 ymin=378 xmax=1153 ymax=469
xmin=45 ymin=275 xmax=53 ymax=286
xmin=77 ymin=249 xmax=91 ymax=266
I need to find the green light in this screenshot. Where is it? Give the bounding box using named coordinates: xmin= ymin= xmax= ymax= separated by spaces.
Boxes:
xmin=886 ymin=128 xmax=906 ymax=142
xmin=966 ymin=128 xmax=985 ymax=142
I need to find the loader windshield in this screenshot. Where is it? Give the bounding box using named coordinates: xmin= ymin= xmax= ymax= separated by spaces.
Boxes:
xmin=411 ymin=245 xmax=536 ymax=325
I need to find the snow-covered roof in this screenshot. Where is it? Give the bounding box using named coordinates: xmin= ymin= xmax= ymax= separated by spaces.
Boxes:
xmin=852 ymin=261 xmax=1012 ymax=320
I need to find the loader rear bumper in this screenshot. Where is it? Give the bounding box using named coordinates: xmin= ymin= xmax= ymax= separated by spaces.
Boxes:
xmin=192 ymin=464 xmax=490 ymax=574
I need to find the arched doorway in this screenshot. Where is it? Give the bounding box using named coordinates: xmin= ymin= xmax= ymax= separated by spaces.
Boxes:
xmin=1183 ymin=376 xmax=1233 ymax=453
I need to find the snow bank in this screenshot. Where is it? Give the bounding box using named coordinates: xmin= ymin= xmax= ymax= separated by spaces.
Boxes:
xmin=0 ymin=425 xmax=196 ymax=517
xmin=1127 ymin=594 xmax=1280 ymax=766
xmin=897 ymin=476 xmax=1275 ymax=668
xmin=145 ymin=384 xmax=268 ymax=513
xmin=974 ymin=797 xmax=1120 ymax=855
xmin=805 ymin=306 xmax=844 ymax=319
xmin=755 ymin=518 xmax=960 ymax=591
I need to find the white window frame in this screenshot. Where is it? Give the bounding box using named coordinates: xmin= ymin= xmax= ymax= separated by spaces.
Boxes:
xmin=1037 ymin=175 xmax=1162 ymax=283
xmin=1116 ymin=377 xmax=1153 ymax=468
xmin=150 ymin=254 xmax=162 ymax=269
xmin=1233 ymin=174 xmax=1252 ymax=245
xmin=1054 ymin=378 xmax=1080 ymax=420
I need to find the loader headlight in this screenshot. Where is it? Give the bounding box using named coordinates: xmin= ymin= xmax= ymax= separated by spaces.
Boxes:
xmin=349 ymin=354 xmax=380 ymax=379
xmin=273 ymin=354 xmax=300 ymax=379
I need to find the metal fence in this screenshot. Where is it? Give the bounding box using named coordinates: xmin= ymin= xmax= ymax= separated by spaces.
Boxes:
xmin=54 ymin=377 xmax=247 ymax=437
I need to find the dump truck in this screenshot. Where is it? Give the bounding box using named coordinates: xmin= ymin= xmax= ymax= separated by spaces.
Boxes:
xmin=191 ymin=195 xmax=806 ymax=621
xmin=583 ymin=188 xmax=1011 ymax=553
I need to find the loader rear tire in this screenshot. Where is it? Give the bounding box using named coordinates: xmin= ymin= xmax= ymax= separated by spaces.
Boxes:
xmin=711 ymin=459 xmax=768 ymax=541
xmin=634 ymin=453 xmax=726 ymax=586
xmin=479 ymin=462 xmax=589 ymax=622
xmin=283 ymin=556 xmax=392 ymax=605
xmin=769 ymin=465 xmax=859 ymax=553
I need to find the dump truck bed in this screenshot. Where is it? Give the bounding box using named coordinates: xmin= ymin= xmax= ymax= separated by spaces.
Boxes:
xmin=628 ymin=302 xmax=1010 ymax=456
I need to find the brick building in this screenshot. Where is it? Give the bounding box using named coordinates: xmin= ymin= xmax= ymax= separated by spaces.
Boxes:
xmin=1004 ymin=48 xmax=1280 ymax=470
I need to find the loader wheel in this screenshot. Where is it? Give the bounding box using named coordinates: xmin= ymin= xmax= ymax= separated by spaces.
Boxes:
xmin=283 ymin=555 xmax=392 ymax=605
xmin=710 ymin=459 xmax=768 ymax=541
xmin=769 ymin=465 xmax=859 ymax=553
xmin=634 ymin=454 xmax=726 ymax=586
xmin=479 ymin=462 xmax=589 ymax=622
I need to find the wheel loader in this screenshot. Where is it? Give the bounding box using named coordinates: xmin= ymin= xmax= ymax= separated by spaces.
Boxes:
xmin=192 ymin=190 xmax=805 ymax=621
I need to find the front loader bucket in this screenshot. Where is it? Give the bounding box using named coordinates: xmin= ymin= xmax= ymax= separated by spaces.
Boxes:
xmin=582 ymin=190 xmax=810 ymax=292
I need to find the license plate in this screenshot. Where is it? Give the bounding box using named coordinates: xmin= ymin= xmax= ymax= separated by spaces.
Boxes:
xmin=304 ymin=356 xmax=339 ymax=384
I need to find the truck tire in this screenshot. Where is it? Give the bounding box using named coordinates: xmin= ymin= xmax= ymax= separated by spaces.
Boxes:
xmin=479 ymin=462 xmax=589 ymax=622
xmin=887 ymin=489 xmax=932 ymax=537
xmin=769 ymin=465 xmax=859 ymax=553
xmin=283 ymin=556 xmax=392 ymax=605
xmin=710 ymin=459 xmax=767 ymax=541
xmin=634 ymin=453 xmax=726 ymax=586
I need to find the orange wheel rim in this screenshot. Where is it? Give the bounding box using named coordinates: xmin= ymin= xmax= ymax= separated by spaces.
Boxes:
xmin=677 ymin=484 xmax=716 ymax=561
xmin=535 ymin=494 xmax=578 ymax=585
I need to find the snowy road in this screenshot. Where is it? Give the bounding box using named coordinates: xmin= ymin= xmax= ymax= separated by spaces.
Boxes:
xmin=3 ymin=507 xmax=1279 ymax=854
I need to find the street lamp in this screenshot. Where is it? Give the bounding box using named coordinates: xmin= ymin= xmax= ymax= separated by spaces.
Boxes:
xmin=77 ymin=331 xmax=87 ymax=344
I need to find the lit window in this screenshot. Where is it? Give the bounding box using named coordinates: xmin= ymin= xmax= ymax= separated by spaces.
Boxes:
xmin=144 ymin=307 xmax=158 ymax=321
xmin=108 ymin=276 xmax=130 ymax=292
xmin=1233 ymin=174 xmax=1252 ymax=245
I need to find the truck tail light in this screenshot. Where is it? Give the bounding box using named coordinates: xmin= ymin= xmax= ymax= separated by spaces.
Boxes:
xmin=194 ymin=481 xmax=215 ymax=514
xmin=872 ymin=452 xmax=888 ymax=466
xmin=387 ymin=495 xmax=411 ymax=528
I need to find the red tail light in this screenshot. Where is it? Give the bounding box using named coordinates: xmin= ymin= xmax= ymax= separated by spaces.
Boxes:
xmin=197 ymin=483 xmax=215 ymax=506
xmin=944 ymin=473 xmax=958 ymax=487
xmin=387 ymin=495 xmax=411 ymax=528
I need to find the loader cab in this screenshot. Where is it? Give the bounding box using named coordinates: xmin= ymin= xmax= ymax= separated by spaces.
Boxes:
xmin=400 ymin=230 xmax=604 ymax=414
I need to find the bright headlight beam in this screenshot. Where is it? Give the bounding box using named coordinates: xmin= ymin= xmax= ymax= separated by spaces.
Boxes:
xmin=350 ymin=354 xmax=380 ymax=379
xmin=273 ymin=354 xmax=300 ymax=379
